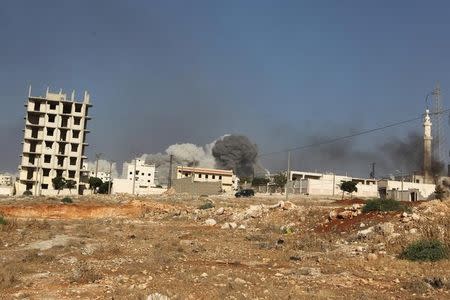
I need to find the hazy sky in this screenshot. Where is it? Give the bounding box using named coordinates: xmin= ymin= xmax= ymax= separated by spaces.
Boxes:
xmin=1 ymin=1 xmax=450 ymax=177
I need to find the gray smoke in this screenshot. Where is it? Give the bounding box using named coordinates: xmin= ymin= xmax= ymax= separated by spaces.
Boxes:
xmin=212 ymin=135 xmax=258 ymax=178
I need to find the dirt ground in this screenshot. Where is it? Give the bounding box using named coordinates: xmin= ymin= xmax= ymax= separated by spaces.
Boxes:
xmin=0 ymin=194 xmax=449 ymax=299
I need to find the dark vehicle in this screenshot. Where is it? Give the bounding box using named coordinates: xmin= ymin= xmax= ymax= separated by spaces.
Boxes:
xmin=235 ymin=189 xmax=255 ymax=198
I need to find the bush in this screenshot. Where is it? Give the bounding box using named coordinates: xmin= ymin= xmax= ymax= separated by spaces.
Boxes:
xmin=400 ymin=239 xmax=449 ymax=261
xmin=0 ymin=215 xmax=6 ymax=225
xmin=61 ymin=197 xmax=73 ymax=204
xmin=362 ymin=198 xmax=409 ymax=213
xmin=198 ymin=202 xmax=214 ymax=210
xmin=23 ymin=190 xmax=32 ymax=196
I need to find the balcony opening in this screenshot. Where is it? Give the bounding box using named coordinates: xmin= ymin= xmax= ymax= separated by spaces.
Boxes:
xmin=60 ymin=130 xmax=67 ymax=141
xmin=29 ymin=142 xmax=37 ymax=152
xmin=27 ymin=169 xmax=33 ymax=180
xmin=57 ymin=157 xmax=64 ymax=167
xmin=43 ymin=169 xmax=50 ymax=177
xmin=49 ymin=102 xmax=57 ymax=110
xmin=48 ymin=114 xmax=56 ymax=123
xmin=26 ymin=183 xmax=33 ymax=190
xmin=44 ymin=155 xmax=51 ymax=163
xmin=47 ymin=128 xmax=54 ymax=136
xmin=61 ymin=116 xmax=69 ymax=127
xmin=74 ymin=117 xmax=81 ymax=125
xmin=34 ymin=102 xmax=41 ymax=111
xmin=28 ymin=155 xmax=35 ymax=165
xmin=75 ymin=103 xmax=83 ymax=113
xmin=56 ymin=170 xmax=63 ymax=177
xmin=45 ymin=141 xmax=53 ymax=149
xmin=58 ymin=143 xmax=66 ymax=155
xmin=72 ymin=130 xmax=80 ymax=139
xmin=28 ymin=114 xmax=40 ymax=125
xmin=31 ymin=128 xmax=39 ymax=138
xmin=41 ymin=184 xmax=48 ymax=190
xmin=68 ymin=171 xmax=76 ymax=179
xmin=63 ymin=103 xmax=72 ymax=114
xmin=70 ymin=157 xmax=77 ymax=165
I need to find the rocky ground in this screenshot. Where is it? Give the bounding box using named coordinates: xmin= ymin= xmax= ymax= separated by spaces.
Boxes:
xmin=0 ymin=194 xmax=449 ymax=299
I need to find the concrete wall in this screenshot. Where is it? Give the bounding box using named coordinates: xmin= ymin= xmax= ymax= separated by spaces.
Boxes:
xmin=0 ymin=186 xmax=13 ymax=196
xmin=378 ymin=180 xmax=435 ymax=201
xmin=172 ymin=178 xmax=222 ymax=195
xmin=294 ymin=178 xmax=378 ymax=198
xmin=112 ymin=178 xmax=164 ymax=195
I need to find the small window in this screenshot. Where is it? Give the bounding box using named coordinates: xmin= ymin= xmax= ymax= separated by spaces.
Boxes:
xmin=74 ymin=117 xmax=81 ymax=125
xmin=141 ymin=173 xmax=144 ymax=176
xmin=41 ymin=184 xmax=48 ymax=190
xmin=148 ymin=173 xmax=151 ymax=176
xmin=68 ymin=170 xmax=75 ymax=178
xmin=72 ymin=131 xmax=80 ymax=139
xmin=75 ymin=103 xmax=82 ymax=113
xmin=71 ymin=144 xmax=78 ymax=152
xmin=45 ymin=141 xmax=53 ymax=148
xmin=135 ymin=171 xmax=139 ymax=175
xmin=129 ymin=172 xmax=132 ymax=175
xmin=219 ymin=176 xmax=222 ymax=180
xmin=205 ymin=175 xmax=209 ymax=179
xmin=199 ymin=174 xmax=202 ymax=178
xmin=47 ymin=128 xmax=54 ymax=136
xmin=43 ymin=169 xmax=50 ymax=177
xmin=147 ymin=180 xmax=150 ymax=182
xmin=212 ymin=175 xmax=215 ymax=179
xmin=44 ymin=155 xmax=51 ymax=163
xmin=49 ymin=103 xmax=57 ymax=110
xmin=48 ymin=114 xmax=56 ymax=123
xmin=70 ymin=157 xmax=77 ymax=165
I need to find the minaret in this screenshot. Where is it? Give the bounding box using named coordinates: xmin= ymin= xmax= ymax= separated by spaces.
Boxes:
xmin=423 ymin=109 xmax=433 ymax=183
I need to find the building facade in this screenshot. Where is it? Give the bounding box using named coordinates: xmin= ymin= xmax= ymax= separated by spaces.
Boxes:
xmin=289 ymin=170 xmax=379 ymax=198
xmin=175 ymin=166 xmax=239 ymax=193
xmin=378 ymin=180 xmax=435 ymax=201
xmin=112 ymin=159 xmax=156 ymax=195
xmin=0 ymin=174 xmax=13 ymax=186
xmin=16 ymin=88 xmax=92 ymax=196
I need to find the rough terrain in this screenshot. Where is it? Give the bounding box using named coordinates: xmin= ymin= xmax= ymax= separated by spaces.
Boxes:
xmin=0 ymin=194 xmax=449 ymax=299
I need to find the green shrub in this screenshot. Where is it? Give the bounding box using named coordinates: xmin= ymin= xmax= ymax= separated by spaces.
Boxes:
xmin=23 ymin=190 xmax=32 ymax=196
xmin=400 ymin=239 xmax=448 ymax=262
xmin=61 ymin=197 xmax=73 ymax=204
xmin=198 ymin=202 xmax=214 ymax=210
xmin=362 ymin=198 xmax=409 ymax=213
xmin=0 ymin=215 xmax=6 ymax=225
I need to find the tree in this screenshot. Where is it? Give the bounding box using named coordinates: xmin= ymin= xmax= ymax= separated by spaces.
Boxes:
xmin=52 ymin=176 xmax=67 ymax=194
xmin=273 ymin=172 xmax=287 ymax=193
xmin=252 ymin=177 xmax=270 ymax=186
xmin=89 ymin=177 xmax=103 ymax=193
xmin=98 ymin=181 xmax=111 ymax=194
xmin=435 ymin=185 xmax=446 ymax=201
xmin=66 ymin=180 xmax=77 ymax=194
xmin=340 ymin=181 xmax=358 ymax=200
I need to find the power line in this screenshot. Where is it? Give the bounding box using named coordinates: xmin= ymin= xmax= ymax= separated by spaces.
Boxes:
xmin=258 ymin=108 xmax=450 ymax=158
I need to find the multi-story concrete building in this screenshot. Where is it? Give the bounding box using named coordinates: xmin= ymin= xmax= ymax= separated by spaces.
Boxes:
xmin=16 ymin=87 xmax=92 ymax=196
xmin=113 ymin=159 xmax=157 ymax=195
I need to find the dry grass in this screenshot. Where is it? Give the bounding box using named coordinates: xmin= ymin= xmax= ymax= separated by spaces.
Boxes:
xmin=419 ymin=215 xmax=450 ymax=247
xmin=0 ymin=263 xmax=18 ymax=290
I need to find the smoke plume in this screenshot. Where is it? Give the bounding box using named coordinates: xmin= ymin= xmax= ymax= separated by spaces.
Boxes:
xmin=212 ymin=135 xmax=258 ymax=178
xmin=84 ymin=159 xmax=119 ymax=178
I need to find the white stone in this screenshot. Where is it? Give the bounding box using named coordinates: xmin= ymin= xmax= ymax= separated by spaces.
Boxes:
xmin=205 ymin=219 xmax=217 ymax=226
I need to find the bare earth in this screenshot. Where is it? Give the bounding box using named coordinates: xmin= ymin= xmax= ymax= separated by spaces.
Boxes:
xmin=0 ymin=194 xmax=449 ymax=299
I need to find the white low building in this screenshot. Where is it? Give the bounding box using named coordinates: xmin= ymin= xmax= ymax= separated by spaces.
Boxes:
xmin=112 ymin=159 xmax=156 ymax=195
xmin=289 ymin=170 xmax=378 ymax=198
xmin=176 ymin=166 xmax=239 ymax=193
xmin=378 ymin=180 xmax=435 ymax=201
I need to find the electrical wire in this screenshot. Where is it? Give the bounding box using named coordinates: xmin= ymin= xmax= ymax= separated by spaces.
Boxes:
xmin=258 ymin=108 xmax=450 ymax=158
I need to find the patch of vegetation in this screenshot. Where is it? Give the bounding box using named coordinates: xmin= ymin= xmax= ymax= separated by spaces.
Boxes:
xmin=0 ymin=215 xmax=6 ymax=225
xmin=198 ymin=202 xmax=214 ymax=210
xmin=23 ymin=190 xmax=32 ymax=196
xmin=362 ymin=198 xmax=409 ymax=213
xmin=400 ymin=239 xmax=449 ymax=262
xmin=61 ymin=197 xmax=73 ymax=204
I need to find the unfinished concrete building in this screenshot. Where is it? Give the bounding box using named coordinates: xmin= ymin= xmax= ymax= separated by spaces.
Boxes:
xmin=16 ymin=87 xmax=92 ymax=196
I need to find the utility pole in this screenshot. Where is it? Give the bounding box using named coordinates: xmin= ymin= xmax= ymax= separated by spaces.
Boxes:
xmin=107 ymin=161 xmax=115 ymax=195
xmin=168 ymin=154 xmax=173 ymax=188
xmin=132 ymin=158 xmax=137 ymax=195
xmin=94 ymin=153 xmax=102 ymax=178
xmin=286 ymin=151 xmax=291 ymax=201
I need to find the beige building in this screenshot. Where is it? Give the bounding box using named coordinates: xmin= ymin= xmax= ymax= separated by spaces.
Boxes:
xmin=176 ymin=166 xmax=239 ymax=193
xmin=0 ymin=174 xmax=13 ymax=186
xmin=16 ymin=87 xmax=92 ymax=196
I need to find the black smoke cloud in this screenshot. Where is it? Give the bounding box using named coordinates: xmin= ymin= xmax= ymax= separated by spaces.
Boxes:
xmin=212 ymin=135 xmax=258 ymax=178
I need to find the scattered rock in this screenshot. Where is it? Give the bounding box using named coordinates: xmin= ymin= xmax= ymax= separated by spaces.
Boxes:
xmin=28 ymin=235 xmax=71 ymax=251
xmin=337 ymin=210 xmax=354 ymax=219
xmin=329 ymin=211 xmax=338 ymax=220
xmin=205 ymin=219 xmax=217 ymax=226
xmin=376 ymin=222 xmax=395 ymax=236
xmin=367 ymin=253 xmax=378 ymax=261
xmin=298 ymin=267 xmax=321 ymax=276
xmin=147 ymin=293 xmax=170 ymax=300
xmin=357 ymin=226 xmax=374 ymax=239
xmin=216 ymin=207 xmax=225 ymax=215
xmin=234 ymin=278 xmax=247 ymax=284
